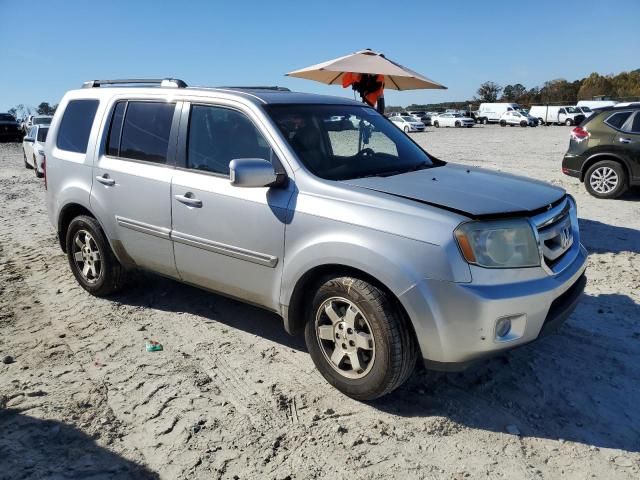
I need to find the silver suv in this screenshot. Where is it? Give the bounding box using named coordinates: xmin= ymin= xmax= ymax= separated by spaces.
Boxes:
xmin=45 ymin=78 xmax=588 ymax=400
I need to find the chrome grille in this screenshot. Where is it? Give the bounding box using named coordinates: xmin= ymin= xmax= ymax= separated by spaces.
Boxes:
xmin=530 ymin=197 xmax=577 ymax=274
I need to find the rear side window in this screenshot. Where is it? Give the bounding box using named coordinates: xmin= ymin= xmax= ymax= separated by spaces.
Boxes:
xmin=118 ymin=101 xmax=175 ymax=163
xmin=605 ymin=112 xmax=632 ymax=130
xmin=37 ymin=127 xmax=48 ymax=142
xmin=56 ymin=99 xmax=99 ymax=153
xmin=630 ymin=113 xmax=640 ymax=133
xmin=106 ymin=101 xmax=126 ymax=157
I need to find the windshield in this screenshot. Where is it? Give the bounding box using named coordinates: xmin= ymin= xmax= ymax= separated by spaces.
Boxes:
xmin=580 ymin=106 xmax=592 ymax=112
xmin=453 ymin=114 xmax=465 ymax=118
xmin=37 ymin=127 xmax=49 ymax=142
xmin=400 ymin=116 xmax=415 ymax=122
xmin=34 ymin=117 xmax=51 ymax=125
xmin=565 ymin=107 xmax=579 ymax=113
xmin=0 ymin=114 xmax=15 ymax=122
xmin=266 ymin=104 xmax=434 ymax=180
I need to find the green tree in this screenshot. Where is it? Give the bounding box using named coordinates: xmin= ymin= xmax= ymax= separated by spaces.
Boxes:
xmin=37 ymin=102 xmax=56 ymax=115
xmin=476 ymin=81 xmax=502 ymax=102
xmin=578 ymin=73 xmax=614 ymax=100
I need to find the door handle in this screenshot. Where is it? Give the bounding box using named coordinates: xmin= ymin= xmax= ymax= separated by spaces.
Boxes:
xmin=619 ymin=137 xmax=633 ymax=144
xmin=174 ymin=193 xmax=202 ymax=208
xmin=95 ymin=174 xmax=115 ymax=186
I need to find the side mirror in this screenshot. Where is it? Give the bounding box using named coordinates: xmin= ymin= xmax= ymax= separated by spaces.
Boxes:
xmin=24 ymin=136 xmax=34 ymax=143
xmin=229 ymin=158 xmax=278 ymax=188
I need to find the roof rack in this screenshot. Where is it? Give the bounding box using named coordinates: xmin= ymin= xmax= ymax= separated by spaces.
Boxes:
xmin=217 ymin=86 xmax=291 ymax=92
xmin=82 ymin=78 xmax=188 ymax=89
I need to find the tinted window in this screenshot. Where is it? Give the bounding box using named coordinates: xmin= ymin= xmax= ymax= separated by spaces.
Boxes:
xmin=606 ymin=112 xmax=632 ymax=130
xmin=106 ymin=101 xmax=126 ymax=156
xmin=187 ymin=105 xmax=271 ymax=175
xmin=0 ymin=114 xmax=14 ymax=121
xmin=37 ymin=127 xmax=48 ymax=142
xmin=631 ymin=113 xmax=640 ymax=133
xmin=119 ymin=102 xmax=175 ymax=163
xmin=56 ymin=100 xmax=99 ymax=153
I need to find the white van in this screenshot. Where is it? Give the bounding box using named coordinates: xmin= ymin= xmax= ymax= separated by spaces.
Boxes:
xmin=576 ymin=100 xmax=618 ymax=110
xmin=529 ymin=106 xmax=585 ymax=126
xmin=477 ymin=103 xmax=522 ymax=124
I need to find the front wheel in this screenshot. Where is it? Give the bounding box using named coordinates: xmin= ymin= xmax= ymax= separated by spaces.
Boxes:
xmin=404 ymin=126 xmax=409 ymax=133
xmin=34 ymin=156 xmax=44 ymax=178
xmin=434 ymin=121 xmax=439 ymax=128
xmin=66 ymin=215 xmax=126 ymax=296
xmin=565 ymin=118 xmax=573 ymax=126
xmin=23 ymin=150 xmax=32 ymax=169
xmin=454 ymin=121 xmax=461 ymax=128
xmin=520 ymin=121 xmax=528 ymax=127
xmin=304 ymin=276 xmax=418 ymax=401
xmin=482 ymin=118 xmax=488 ymax=125
xmin=500 ymin=120 xmax=507 ymax=127
xmin=584 ymin=160 xmax=628 ymax=199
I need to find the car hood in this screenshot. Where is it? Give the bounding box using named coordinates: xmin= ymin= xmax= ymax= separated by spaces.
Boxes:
xmin=342 ymin=164 xmax=565 ymax=217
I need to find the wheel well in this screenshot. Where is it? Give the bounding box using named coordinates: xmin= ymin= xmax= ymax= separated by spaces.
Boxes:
xmin=284 ymin=264 xmax=421 ymax=353
xmin=580 ymin=155 xmax=630 ymax=183
xmin=57 ymin=204 xmax=95 ymax=252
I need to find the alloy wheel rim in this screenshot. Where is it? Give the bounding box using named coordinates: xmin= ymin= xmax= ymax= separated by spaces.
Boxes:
xmin=590 ymin=167 xmax=618 ymax=194
xmin=72 ymin=229 xmax=102 ymax=284
xmin=315 ymin=297 xmax=375 ymax=379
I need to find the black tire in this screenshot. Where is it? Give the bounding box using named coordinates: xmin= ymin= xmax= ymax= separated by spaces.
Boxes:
xmin=34 ymin=156 xmax=44 ymax=178
xmin=65 ymin=215 xmax=126 ymax=296
xmin=482 ymin=118 xmax=488 ymax=125
xmin=454 ymin=121 xmax=461 ymax=128
xmin=434 ymin=121 xmax=439 ymax=128
xmin=500 ymin=120 xmax=507 ymax=127
xmin=404 ymin=126 xmax=409 ymax=133
xmin=304 ymin=275 xmax=418 ymax=401
xmin=23 ymin=150 xmax=32 ymax=169
xmin=520 ymin=121 xmax=527 ymax=127
xmin=584 ymin=160 xmax=628 ymax=199
xmin=565 ymin=118 xmax=573 ymax=126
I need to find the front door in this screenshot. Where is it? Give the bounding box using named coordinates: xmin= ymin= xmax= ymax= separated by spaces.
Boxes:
xmin=170 ymin=102 xmax=293 ymax=310
xmin=91 ymin=99 xmax=180 ymax=278
xmin=617 ymin=111 xmax=640 ymax=183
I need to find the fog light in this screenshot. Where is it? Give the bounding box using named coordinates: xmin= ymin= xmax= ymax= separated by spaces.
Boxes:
xmin=496 ymin=317 xmax=512 ymax=338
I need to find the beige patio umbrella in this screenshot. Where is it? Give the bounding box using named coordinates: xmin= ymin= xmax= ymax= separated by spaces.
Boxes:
xmin=286 ymin=49 xmax=447 ymax=91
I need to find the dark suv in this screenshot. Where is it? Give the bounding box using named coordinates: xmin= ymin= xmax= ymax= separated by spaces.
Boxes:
xmin=0 ymin=113 xmax=22 ymax=142
xmin=562 ymin=105 xmax=640 ymax=199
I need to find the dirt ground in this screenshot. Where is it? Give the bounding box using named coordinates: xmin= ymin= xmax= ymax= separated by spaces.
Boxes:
xmin=1 ymin=124 xmax=639 ymax=480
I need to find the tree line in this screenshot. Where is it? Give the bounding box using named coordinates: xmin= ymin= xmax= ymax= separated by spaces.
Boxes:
xmin=391 ymin=68 xmax=640 ymax=112
xmin=8 ymin=102 xmax=57 ymax=120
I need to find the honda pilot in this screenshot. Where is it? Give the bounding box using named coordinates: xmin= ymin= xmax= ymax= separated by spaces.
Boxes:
xmin=45 ymin=79 xmax=588 ymax=400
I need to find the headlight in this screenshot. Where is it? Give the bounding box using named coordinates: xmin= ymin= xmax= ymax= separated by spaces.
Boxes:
xmin=454 ymin=219 xmax=540 ymax=268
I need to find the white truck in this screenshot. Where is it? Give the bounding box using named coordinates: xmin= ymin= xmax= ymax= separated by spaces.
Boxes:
xmin=529 ymin=106 xmax=585 ymax=126
xmin=477 ymin=103 xmax=522 ymax=124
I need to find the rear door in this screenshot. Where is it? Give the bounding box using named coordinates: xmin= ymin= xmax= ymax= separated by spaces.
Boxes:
xmin=170 ymin=101 xmax=293 ymax=310
xmin=90 ymin=99 xmax=181 ymax=278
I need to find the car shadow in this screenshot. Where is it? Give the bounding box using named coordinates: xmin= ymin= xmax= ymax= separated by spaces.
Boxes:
xmin=372 ymin=291 xmax=640 ymax=453
xmin=0 ymin=409 xmax=159 ymax=479
xmin=112 ymin=272 xmax=307 ymax=353
xmin=579 ymin=217 xmax=640 ymax=254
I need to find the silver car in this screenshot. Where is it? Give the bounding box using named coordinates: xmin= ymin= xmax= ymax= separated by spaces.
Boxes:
xmin=45 ymin=78 xmax=588 ymax=400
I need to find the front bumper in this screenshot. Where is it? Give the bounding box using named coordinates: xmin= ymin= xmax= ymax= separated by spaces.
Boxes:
xmin=400 ymin=243 xmax=588 ymax=371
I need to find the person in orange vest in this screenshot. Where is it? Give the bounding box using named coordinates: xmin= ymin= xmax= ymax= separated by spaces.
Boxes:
xmin=342 ymin=73 xmax=385 ymax=113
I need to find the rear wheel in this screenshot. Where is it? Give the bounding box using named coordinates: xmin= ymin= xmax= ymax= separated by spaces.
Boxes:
xmin=66 ymin=215 xmax=126 ymax=296
xmin=434 ymin=121 xmax=439 ymax=128
xmin=34 ymin=156 xmax=44 ymax=178
xmin=404 ymin=126 xmax=409 ymax=133
xmin=304 ymin=275 xmax=418 ymax=401
xmin=23 ymin=150 xmax=32 ymax=169
xmin=584 ymin=161 xmax=628 ymax=199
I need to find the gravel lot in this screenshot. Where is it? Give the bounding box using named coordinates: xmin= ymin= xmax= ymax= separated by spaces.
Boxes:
xmin=1 ymin=124 xmax=639 ymax=479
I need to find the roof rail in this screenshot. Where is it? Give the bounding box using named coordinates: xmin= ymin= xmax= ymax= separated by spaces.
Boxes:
xmin=217 ymin=86 xmax=291 ymax=92
xmin=82 ymin=78 xmax=188 ymax=89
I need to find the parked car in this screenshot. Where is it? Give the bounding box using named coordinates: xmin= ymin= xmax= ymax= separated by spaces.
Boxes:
xmin=499 ymin=111 xmax=538 ymax=127
xmin=562 ymin=105 xmax=640 ymax=199
xmin=408 ymin=111 xmax=432 ymax=126
xmin=575 ymin=106 xmax=594 ymax=117
xmin=0 ymin=113 xmax=22 ymax=142
xmin=24 ymin=114 xmax=53 ymax=131
xmin=22 ymin=124 xmax=49 ymax=177
xmin=390 ymin=115 xmax=426 ymax=133
xmin=477 ymin=103 xmax=522 ymax=124
xmin=576 ymin=100 xmax=618 ymax=110
xmin=46 ymin=78 xmax=587 ymax=400
xmin=433 ymin=113 xmax=474 ymax=128
xmin=529 ymin=106 xmax=585 ymax=126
